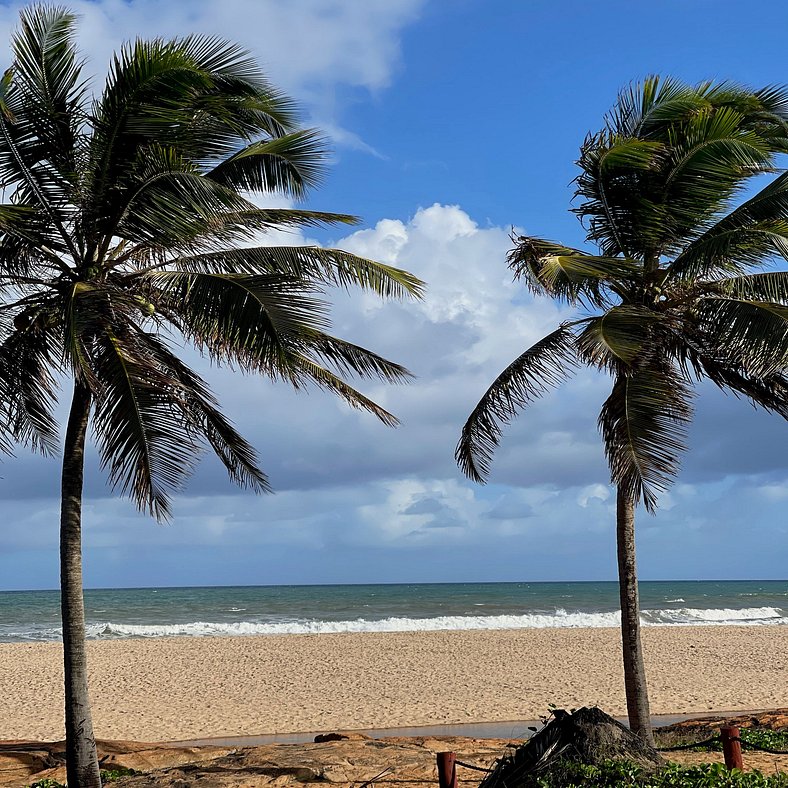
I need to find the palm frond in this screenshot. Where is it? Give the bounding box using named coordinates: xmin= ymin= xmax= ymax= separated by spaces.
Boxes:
xmin=598 ymin=363 xmax=693 ymax=512
xmin=173 ymin=245 xmax=424 ymax=299
xmin=670 ymin=172 xmax=788 ymax=278
xmin=206 ymin=129 xmax=328 ymax=197
xmin=508 ymin=236 xmax=638 ymax=305
xmin=115 ymin=147 xmax=255 ymax=244
xmin=457 ymin=324 xmax=578 ymax=483
xmin=303 ymin=332 xmax=413 ymax=383
xmin=0 ymin=318 xmax=60 ymax=454
xmin=695 ymin=296 xmax=788 ymax=377
xmin=574 ymin=134 xmax=664 ymax=257
xmin=575 ymin=306 xmax=662 ymax=369
xmin=132 ymin=331 xmax=270 ymax=492
xmin=9 ymin=4 xmax=86 ymax=178
xmin=286 ymin=354 xmax=400 ymax=426
xmin=697 ymin=354 xmax=788 ymax=419
xmin=709 ymin=271 xmax=788 ymax=304
xmin=147 ymin=270 xmax=331 ymax=376
xmin=90 ymin=326 xmax=199 ymax=519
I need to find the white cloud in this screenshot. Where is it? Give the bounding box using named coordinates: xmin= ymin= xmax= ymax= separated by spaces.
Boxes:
xmin=757 ymin=481 xmax=788 ymax=501
xmin=577 ymin=484 xmax=610 ymax=508
xmin=0 ymin=0 xmax=424 ymax=150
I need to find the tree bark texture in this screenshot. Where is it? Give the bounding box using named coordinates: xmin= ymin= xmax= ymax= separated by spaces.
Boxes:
xmin=60 ymin=380 xmax=102 ymax=788
xmin=616 ymin=488 xmax=654 ymax=745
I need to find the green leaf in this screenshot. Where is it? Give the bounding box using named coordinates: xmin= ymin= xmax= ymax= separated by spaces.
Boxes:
xmin=174 ymin=245 xmax=424 ymax=299
xmin=508 ymin=236 xmax=638 ymax=305
xmin=90 ymin=326 xmax=200 ymax=520
xmin=206 ymin=129 xmax=328 ymax=197
xmin=598 ymin=364 xmax=693 ymax=512
xmin=457 ymin=324 xmax=578 ymax=483
xmin=575 ymin=306 xmax=662 ymax=368
xmin=695 ymin=297 xmax=788 ymax=377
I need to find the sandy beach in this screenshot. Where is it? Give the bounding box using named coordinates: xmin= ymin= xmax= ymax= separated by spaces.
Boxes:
xmin=0 ymin=625 xmax=786 ymax=742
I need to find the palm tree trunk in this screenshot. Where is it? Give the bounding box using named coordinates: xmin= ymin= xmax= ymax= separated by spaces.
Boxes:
xmin=60 ymin=380 xmax=102 ymax=788
xmin=616 ymin=487 xmax=654 ymax=746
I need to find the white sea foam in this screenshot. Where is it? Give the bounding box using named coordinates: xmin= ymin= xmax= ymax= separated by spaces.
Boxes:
xmin=5 ymin=606 xmax=785 ymax=642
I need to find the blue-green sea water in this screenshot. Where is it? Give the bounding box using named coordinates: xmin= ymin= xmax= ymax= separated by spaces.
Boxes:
xmin=0 ymin=580 xmax=785 ymax=643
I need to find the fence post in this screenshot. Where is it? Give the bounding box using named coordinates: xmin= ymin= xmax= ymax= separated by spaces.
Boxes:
xmin=721 ymin=726 xmax=743 ymax=771
xmin=437 ymin=752 xmax=457 ymax=788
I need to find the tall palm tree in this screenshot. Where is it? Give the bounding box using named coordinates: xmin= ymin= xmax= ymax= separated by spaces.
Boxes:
xmin=0 ymin=7 xmax=422 ymax=787
xmin=457 ymin=77 xmax=788 ymax=744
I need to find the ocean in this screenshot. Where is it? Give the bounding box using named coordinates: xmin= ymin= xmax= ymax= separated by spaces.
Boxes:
xmin=0 ymin=580 xmax=786 ymax=643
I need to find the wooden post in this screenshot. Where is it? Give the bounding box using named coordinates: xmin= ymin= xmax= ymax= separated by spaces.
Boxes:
xmin=437 ymin=752 xmax=457 ymax=788
xmin=721 ymin=726 xmax=743 ymax=771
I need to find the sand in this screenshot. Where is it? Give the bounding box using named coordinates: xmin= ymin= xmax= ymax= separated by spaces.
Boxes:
xmin=0 ymin=625 xmax=786 ymax=742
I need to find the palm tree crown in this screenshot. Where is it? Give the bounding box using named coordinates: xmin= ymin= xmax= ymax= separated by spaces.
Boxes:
xmin=0 ymin=6 xmax=423 ymax=518
xmin=458 ymin=77 xmax=788 ymax=510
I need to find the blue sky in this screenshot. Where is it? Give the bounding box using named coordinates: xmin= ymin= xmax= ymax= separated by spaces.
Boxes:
xmin=1 ymin=0 xmax=786 ymax=589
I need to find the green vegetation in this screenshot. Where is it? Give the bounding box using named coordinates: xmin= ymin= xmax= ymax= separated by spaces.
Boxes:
xmin=100 ymin=767 xmax=138 ymax=782
xmin=654 ymin=728 xmax=788 ymax=753
xmin=28 ymin=768 xmax=137 ymax=787
xmin=531 ymin=760 xmax=788 ymax=787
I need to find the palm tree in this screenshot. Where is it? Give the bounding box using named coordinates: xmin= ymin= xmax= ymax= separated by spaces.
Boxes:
xmin=0 ymin=7 xmax=422 ymax=787
xmin=457 ymin=77 xmax=788 ymax=744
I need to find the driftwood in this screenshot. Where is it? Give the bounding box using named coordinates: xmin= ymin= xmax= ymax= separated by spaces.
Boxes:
xmin=479 ymin=707 xmax=664 ymax=788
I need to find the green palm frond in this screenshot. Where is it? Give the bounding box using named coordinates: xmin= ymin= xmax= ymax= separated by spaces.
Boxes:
xmin=574 ymin=134 xmax=664 ymax=257
xmin=457 ymin=324 xmax=578 ymax=483
xmin=661 ymin=107 xmax=773 ymax=228
xmin=508 ymin=236 xmax=638 ymax=305
xmin=173 ymin=245 xmax=424 ymax=299
xmin=131 ymin=332 xmax=270 ymax=493
xmin=116 ymin=150 xmax=255 ymax=244
xmin=90 ymin=326 xmax=200 ymax=519
xmin=695 ymin=297 xmax=788 ymax=376
xmin=671 ymin=173 xmax=788 ymax=278
xmin=0 ymin=319 xmax=61 ymax=454
xmin=711 ymin=271 xmax=788 ymax=303
xmin=598 ymin=363 xmax=693 ymax=512
xmin=116 ymin=210 xmax=361 ymax=264
xmin=206 ymin=129 xmax=328 ymax=197
xmin=286 ymin=354 xmax=400 ymax=426
xmin=150 ymin=270 xmax=413 ymax=409
xmin=575 ymin=306 xmax=663 ymax=368
xmin=148 ymin=270 xmax=331 ymax=375
xmin=696 ymin=353 xmax=788 ymax=419
xmin=9 ymin=4 xmax=86 ymax=177
xmin=303 ymin=333 xmax=413 ymax=383
xmin=608 ymin=76 xmax=703 ymax=138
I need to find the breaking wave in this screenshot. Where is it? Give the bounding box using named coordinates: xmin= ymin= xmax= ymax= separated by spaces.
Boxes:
xmin=4 ymin=606 xmax=785 ymax=641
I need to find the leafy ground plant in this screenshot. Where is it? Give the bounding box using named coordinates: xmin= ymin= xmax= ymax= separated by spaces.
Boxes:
xmin=28 ymin=767 xmax=137 ymax=787
xmin=654 ymin=728 xmax=788 ymax=753
xmin=532 ymin=760 xmax=788 ymax=787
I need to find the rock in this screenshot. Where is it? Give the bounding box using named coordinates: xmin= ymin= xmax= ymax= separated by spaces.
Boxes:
xmin=313 ymin=732 xmax=371 ymax=743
